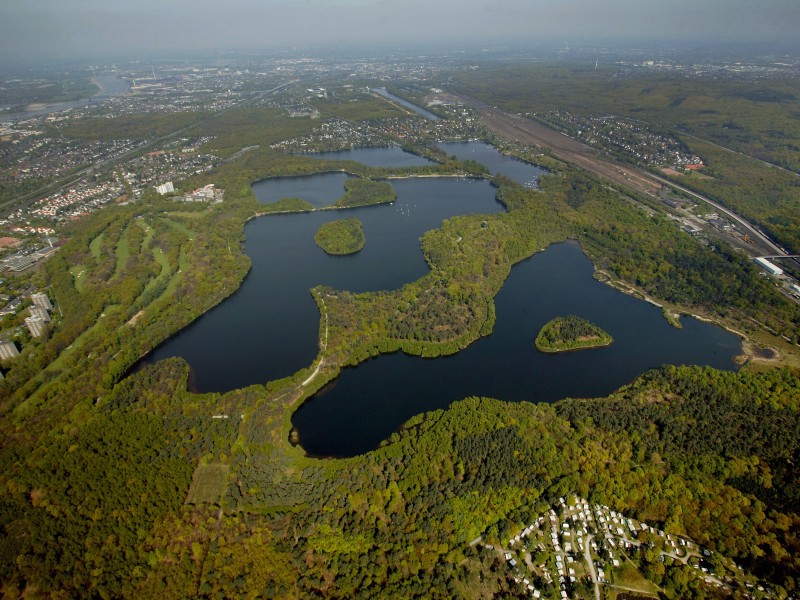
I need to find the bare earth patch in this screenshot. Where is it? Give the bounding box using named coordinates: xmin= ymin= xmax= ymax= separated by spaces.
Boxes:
xmin=126 ymin=309 xmax=145 ymax=326
xmin=738 ymin=339 xmax=780 ymax=365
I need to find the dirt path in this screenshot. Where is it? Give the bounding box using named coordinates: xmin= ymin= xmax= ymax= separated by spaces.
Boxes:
xmin=301 ymin=295 xmax=329 ymax=387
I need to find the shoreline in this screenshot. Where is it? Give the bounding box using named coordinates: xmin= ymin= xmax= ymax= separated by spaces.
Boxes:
xmin=535 ymin=339 xmax=614 ymax=354
xmin=592 ymin=267 xmax=788 ymax=367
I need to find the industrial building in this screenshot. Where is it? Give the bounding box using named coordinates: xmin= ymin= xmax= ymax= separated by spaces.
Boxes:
xmin=754 ymin=257 xmax=783 ymax=277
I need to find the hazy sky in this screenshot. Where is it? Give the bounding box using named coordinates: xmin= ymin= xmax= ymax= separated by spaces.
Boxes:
xmin=1 ymin=0 xmax=798 ymax=62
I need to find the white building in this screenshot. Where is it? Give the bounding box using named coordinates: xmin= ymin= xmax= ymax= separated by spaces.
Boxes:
xmin=0 ymin=340 xmax=19 ymax=360
xmin=29 ymin=306 xmax=51 ymax=323
xmin=754 ymin=257 xmax=783 ymax=277
xmin=155 ymin=181 xmax=175 ymax=195
xmin=25 ymin=315 xmax=46 ymax=338
xmin=31 ymin=292 xmax=53 ymax=311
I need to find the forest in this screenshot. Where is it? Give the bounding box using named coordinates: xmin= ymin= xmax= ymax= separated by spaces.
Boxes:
xmin=0 ymin=80 xmax=798 ymax=598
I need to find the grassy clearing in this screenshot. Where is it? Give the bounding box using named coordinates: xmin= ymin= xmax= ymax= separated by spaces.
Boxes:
xmin=185 ymin=463 xmax=230 ymax=505
xmin=137 ymin=247 xmax=172 ymax=302
xmin=312 ymin=94 xmax=407 ymax=121
xmin=163 ymin=248 xmax=189 ymax=297
xmin=613 ymin=558 xmax=660 ymax=596
xmin=136 ymin=218 xmax=154 ymax=246
xmin=89 ymin=232 xmax=104 ymax=260
xmin=70 ymin=265 xmax=87 ymax=294
xmin=165 ymin=210 xmax=210 ymax=220
xmin=113 ymin=226 xmax=131 ymax=278
xmin=160 ymin=217 xmax=196 ymax=240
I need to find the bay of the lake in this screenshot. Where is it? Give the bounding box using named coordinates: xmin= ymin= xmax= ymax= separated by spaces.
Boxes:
xmin=439 ymin=141 xmax=544 ymax=188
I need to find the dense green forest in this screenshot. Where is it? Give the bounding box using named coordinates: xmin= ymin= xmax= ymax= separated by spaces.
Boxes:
xmin=1 ymin=86 xmax=799 ymax=598
xmin=3 ymin=360 xmax=798 ymax=597
xmin=61 ymin=112 xmax=206 ymax=141
xmin=332 ymin=177 xmax=396 ymax=208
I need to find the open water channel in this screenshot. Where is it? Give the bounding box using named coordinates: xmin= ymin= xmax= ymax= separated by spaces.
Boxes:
xmin=141 ymin=143 xmax=741 ymax=457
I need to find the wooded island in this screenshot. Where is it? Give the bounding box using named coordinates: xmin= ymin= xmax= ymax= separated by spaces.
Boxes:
xmin=314 ymin=218 xmax=365 ymax=255
xmin=535 ymin=315 xmax=613 ymax=352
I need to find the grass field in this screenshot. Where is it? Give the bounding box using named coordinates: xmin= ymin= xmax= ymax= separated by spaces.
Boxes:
xmin=163 ymin=248 xmax=189 ymax=297
xmin=88 ymin=232 xmax=104 ymax=260
xmin=113 ymin=225 xmax=131 ymax=278
xmin=312 ymin=94 xmax=407 ymax=122
xmin=69 ymin=265 xmax=87 ymax=294
xmin=160 ymin=217 xmax=196 ymax=240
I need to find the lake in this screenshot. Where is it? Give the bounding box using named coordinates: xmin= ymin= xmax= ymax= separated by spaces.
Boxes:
xmin=302 ymin=146 xmax=434 ymax=168
xmin=292 ymin=241 xmax=740 ymax=456
xmin=141 ymin=176 xmax=506 ymax=391
xmin=439 ymin=141 xmax=544 ymax=188
xmin=141 ymin=143 xmax=740 ymax=457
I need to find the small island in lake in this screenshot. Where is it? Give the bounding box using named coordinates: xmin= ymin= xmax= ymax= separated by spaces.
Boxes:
xmin=315 ymin=218 xmax=366 ymax=255
xmin=535 ymin=315 xmax=613 ymax=353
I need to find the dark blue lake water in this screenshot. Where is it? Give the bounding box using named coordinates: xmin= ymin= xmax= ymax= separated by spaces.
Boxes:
xmin=293 ymin=240 xmax=740 ymax=456
xmin=439 ymin=141 xmax=544 ymax=188
xmin=141 ymin=177 xmax=506 ymax=390
xmin=252 ymin=172 xmax=350 ymax=207
xmin=140 ymin=144 xmax=740 ymax=457
xmin=304 ymin=146 xmax=434 ymax=168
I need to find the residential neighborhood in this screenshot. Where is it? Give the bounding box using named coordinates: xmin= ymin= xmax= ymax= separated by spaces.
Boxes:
xmin=486 ymin=495 xmax=777 ymax=599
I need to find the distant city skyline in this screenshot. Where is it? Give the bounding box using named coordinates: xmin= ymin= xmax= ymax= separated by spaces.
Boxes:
xmin=1 ymin=0 xmax=798 ymax=63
